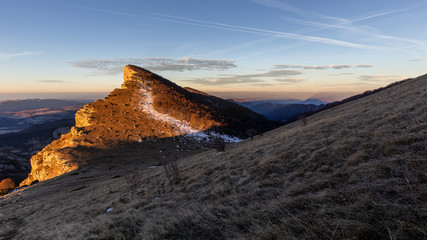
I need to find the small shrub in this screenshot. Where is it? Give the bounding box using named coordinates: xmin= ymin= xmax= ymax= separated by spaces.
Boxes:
xmin=145 ymin=175 xmax=164 ymax=199
xmin=245 ymin=128 xmax=258 ymax=139
xmin=0 ymin=178 xmax=16 ymax=195
xmin=163 ymin=156 xmax=180 ymax=185
xmin=211 ymin=135 xmax=225 ymax=152
xmin=298 ymin=115 xmax=308 ymax=126
xmin=124 ymin=172 xmax=143 ymax=198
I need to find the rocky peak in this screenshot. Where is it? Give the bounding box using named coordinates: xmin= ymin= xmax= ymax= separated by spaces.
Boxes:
xmin=122 ymin=65 xmax=152 ymax=89
xmin=121 ymin=65 xmax=176 ymax=90
xmin=20 ymin=65 xmax=276 ymax=186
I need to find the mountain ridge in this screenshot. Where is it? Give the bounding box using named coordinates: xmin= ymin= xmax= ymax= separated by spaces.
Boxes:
xmin=19 ymin=65 xmax=275 ymax=186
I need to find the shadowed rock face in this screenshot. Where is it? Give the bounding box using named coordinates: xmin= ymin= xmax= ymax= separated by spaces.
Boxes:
xmin=20 ymin=65 xmax=275 ymax=186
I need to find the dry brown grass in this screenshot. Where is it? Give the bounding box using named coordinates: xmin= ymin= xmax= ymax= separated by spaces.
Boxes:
xmin=162 ymin=156 xmax=180 ymax=185
xmin=1 ymin=75 xmax=426 ymax=239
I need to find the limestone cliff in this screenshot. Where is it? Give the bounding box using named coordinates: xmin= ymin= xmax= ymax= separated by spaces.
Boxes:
xmin=20 ymin=65 xmax=275 ymax=186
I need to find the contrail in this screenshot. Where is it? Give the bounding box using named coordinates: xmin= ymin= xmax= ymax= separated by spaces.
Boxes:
xmin=153 ymin=13 xmax=373 ymax=49
xmin=74 ymin=6 xmax=373 ymax=49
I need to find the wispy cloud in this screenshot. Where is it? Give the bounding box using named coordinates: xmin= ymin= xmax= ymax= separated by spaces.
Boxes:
xmin=240 ymin=69 xmax=302 ymax=78
xmin=70 ymin=57 xmax=237 ymax=75
xmin=250 ymin=0 xmax=304 ymax=16
xmin=283 ymin=17 xmax=371 ymax=33
xmin=185 ymin=69 xmax=302 ymax=86
xmin=360 ymin=75 xmax=403 ymax=82
xmin=78 ymin=6 xmax=373 ymax=49
xmin=408 ymin=58 xmax=426 ymax=62
xmin=274 ymin=78 xmax=303 ymax=84
xmin=153 ymin=13 xmax=373 ymax=49
xmin=273 ymin=64 xmax=373 ymax=70
xmin=185 ymin=77 xmax=263 ymax=86
xmin=375 ymin=35 xmax=426 ymax=46
xmin=342 ymin=9 xmax=405 ymax=23
xmin=328 ymin=73 xmax=354 ymax=76
xmin=35 ymin=80 xmax=66 ymax=83
xmin=315 ymin=8 xmax=409 ymax=26
xmin=286 ymin=8 xmax=426 ymax=50
xmin=0 ymin=51 xmax=42 ymax=60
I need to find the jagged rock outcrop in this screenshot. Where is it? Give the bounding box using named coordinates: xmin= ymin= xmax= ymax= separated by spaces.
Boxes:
xmin=20 ymin=65 xmax=276 ymax=186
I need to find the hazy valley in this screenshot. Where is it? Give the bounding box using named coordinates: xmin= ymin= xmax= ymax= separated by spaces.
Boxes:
xmin=0 ymin=99 xmax=88 ymax=134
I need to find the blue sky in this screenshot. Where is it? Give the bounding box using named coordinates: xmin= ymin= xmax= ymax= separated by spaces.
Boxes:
xmin=1 ymin=0 xmax=426 ymax=101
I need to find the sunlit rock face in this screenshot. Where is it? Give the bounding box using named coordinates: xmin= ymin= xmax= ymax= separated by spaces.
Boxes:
xmin=75 ymin=105 xmax=96 ymax=128
xmin=20 ymin=132 xmax=79 ymax=186
xmin=20 ymin=65 xmax=274 ymax=186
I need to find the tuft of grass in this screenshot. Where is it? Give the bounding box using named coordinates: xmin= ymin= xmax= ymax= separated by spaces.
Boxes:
xmin=124 ymin=171 xmax=143 ymax=198
xmin=162 ymin=156 xmax=180 ymax=185
xmin=210 ymin=134 xmax=226 ymax=152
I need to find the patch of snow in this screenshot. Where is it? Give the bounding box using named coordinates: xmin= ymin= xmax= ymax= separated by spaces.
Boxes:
xmin=139 ymin=88 xmax=198 ymax=135
xmin=138 ymin=87 xmax=242 ymax=143
xmin=186 ymin=131 xmax=242 ymax=143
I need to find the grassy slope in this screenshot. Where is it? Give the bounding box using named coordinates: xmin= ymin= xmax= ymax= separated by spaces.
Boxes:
xmin=1 ymin=75 xmax=426 ymax=239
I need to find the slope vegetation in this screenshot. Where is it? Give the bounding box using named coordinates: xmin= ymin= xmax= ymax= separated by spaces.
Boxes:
xmin=1 ymin=74 xmax=426 ymax=239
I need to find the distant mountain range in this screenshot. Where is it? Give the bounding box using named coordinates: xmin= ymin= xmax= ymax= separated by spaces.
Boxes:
xmin=0 ymin=99 xmax=88 ymax=134
xmin=231 ymin=98 xmax=326 ymax=122
xmin=0 ymin=99 xmax=88 ymax=112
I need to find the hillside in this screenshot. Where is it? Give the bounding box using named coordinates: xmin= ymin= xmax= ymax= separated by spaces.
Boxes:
xmin=18 ymin=65 xmax=275 ymax=186
xmin=0 ymin=74 xmax=426 ymax=239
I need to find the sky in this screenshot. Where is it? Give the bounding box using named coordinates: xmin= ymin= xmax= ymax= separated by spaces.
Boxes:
xmin=1 ymin=0 xmax=426 ymax=101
